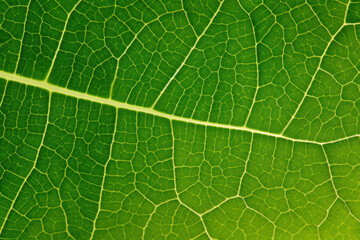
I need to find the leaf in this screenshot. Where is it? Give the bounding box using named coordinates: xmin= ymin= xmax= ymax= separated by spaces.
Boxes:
xmin=0 ymin=0 xmax=359 ymax=239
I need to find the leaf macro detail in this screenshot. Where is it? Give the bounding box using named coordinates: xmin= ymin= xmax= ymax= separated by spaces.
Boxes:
xmin=0 ymin=0 xmax=359 ymax=239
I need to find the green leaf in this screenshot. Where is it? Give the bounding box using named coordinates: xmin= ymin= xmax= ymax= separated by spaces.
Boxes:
xmin=0 ymin=0 xmax=359 ymax=239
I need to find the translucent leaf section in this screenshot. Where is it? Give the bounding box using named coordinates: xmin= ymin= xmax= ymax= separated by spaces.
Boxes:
xmin=308 ymin=0 xmax=348 ymax=34
xmin=47 ymin=0 xmax=210 ymax=101
xmin=319 ymin=199 xmax=360 ymax=240
xmin=144 ymin=200 xmax=206 ymax=239
xmin=324 ymin=137 xmax=360 ymax=220
xmin=0 ymin=0 xmax=359 ymax=239
xmin=155 ymin=0 xmax=257 ymax=126
xmin=284 ymin=25 xmax=360 ymax=141
xmin=16 ymin=0 xmax=79 ymax=79
xmin=0 ymin=79 xmax=359 ymax=239
xmin=92 ymin=109 xmax=176 ymax=239
xmin=240 ymin=135 xmax=337 ymax=239
xmin=203 ymin=198 xmax=274 ymax=239
xmin=0 ymin=90 xmax=116 ymax=239
xmin=0 ymin=0 xmax=30 ymax=73
xmin=244 ymin=0 xmax=334 ymax=133
xmin=1 ymin=0 xmax=357 ymax=141
xmin=43 ymin=94 xmax=115 ymax=239
xmin=173 ymin=121 xmax=251 ymax=213
xmin=347 ymin=2 xmax=360 ymax=23
xmin=0 ymin=81 xmax=49 ymax=237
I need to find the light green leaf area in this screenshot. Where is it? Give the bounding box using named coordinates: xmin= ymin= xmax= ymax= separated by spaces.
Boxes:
xmin=0 ymin=0 xmax=359 ymax=239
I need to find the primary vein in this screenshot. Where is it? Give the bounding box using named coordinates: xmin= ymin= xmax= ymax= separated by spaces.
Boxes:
xmin=0 ymin=70 xmax=357 ymax=145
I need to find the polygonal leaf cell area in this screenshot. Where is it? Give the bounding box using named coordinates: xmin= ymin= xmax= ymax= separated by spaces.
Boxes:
xmin=0 ymin=0 xmax=360 ymax=239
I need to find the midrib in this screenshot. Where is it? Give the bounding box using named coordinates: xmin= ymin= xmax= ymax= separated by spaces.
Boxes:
xmin=0 ymin=70 xmax=356 ymax=145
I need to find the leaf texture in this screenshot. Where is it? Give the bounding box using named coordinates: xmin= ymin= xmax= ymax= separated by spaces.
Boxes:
xmin=0 ymin=0 xmax=359 ymax=239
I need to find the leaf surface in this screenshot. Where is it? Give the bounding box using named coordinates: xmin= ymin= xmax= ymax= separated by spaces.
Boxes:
xmin=0 ymin=0 xmax=359 ymax=239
